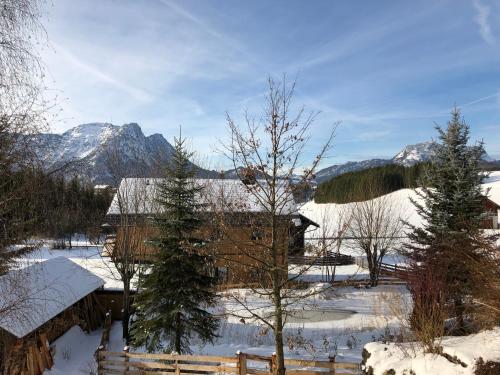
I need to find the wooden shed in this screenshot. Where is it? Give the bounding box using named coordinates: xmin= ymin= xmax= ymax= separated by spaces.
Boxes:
xmin=0 ymin=257 xmax=106 ymax=375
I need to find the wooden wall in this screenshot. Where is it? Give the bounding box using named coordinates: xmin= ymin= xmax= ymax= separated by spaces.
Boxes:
xmin=104 ymin=213 xmax=294 ymax=285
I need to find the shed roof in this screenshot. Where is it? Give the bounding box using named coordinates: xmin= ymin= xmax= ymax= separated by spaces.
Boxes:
xmin=0 ymin=257 xmax=104 ymax=338
xmin=106 ymin=178 xmax=298 ymax=216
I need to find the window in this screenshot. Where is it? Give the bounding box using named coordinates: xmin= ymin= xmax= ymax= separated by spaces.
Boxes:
xmin=251 ymin=230 xmax=264 ymax=241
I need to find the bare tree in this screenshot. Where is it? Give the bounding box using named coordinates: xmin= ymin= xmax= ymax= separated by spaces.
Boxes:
xmin=314 ymin=204 xmax=352 ymax=283
xmin=347 ymin=187 xmax=405 ymax=287
xmin=217 ymin=76 xmax=336 ymax=375
xmin=104 ymin=144 xmax=153 ymax=343
xmin=0 ymin=0 xmax=50 ymax=271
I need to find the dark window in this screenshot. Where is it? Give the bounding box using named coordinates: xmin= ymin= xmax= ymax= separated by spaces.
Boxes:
xmin=251 ymin=230 xmax=264 ymax=241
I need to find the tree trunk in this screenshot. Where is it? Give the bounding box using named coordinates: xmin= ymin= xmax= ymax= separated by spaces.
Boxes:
xmin=122 ymin=277 xmax=130 ymax=344
xmin=273 ymin=292 xmax=286 ymax=375
xmin=454 ymin=297 xmax=465 ymax=333
xmin=175 ymin=311 xmax=182 ymax=353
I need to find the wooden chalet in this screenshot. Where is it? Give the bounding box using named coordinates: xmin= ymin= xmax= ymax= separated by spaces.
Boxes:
xmin=0 ymin=257 xmax=106 ymax=375
xmin=103 ymin=178 xmax=318 ymax=283
xmin=481 ymin=197 xmax=500 ymax=229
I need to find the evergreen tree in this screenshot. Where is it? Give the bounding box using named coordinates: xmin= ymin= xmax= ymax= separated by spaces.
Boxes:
xmin=406 ymin=108 xmax=495 ymax=332
xmin=130 ymin=135 xmax=219 ymax=353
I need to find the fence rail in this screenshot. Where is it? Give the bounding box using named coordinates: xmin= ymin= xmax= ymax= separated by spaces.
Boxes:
xmin=289 ymin=253 xmax=354 ymax=266
xmin=354 ymin=257 xmax=410 ymax=281
xmin=97 ymin=350 xmax=360 ymax=375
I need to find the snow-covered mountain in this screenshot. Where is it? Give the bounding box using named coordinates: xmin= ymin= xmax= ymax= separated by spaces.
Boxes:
xmin=315 ymin=141 xmax=495 ymax=183
xmin=391 ymin=141 xmax=437 ymax=166
xmin=32 ymin=122 xmax=215 ymax=184
xmin=32 ymin=124 xmax=496 ymax=186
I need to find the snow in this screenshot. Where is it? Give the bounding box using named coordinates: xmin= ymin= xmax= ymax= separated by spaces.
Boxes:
xmin=288 ymin=264 xmax=369 ymax=282
xmin=43 ymin=282 xmax=410 ymax=372
xmin=42 ymin=321 xmax=125 ymax=374
xmin=107 ymin=178 xmax=298 ymax=216
xmin=363 ymin=327 xmax=500 ymax=375
xmin=300 ymin=172 xmax=500 ymax=253
xmin=15 ymin=245 xmax=138 ymax=291
xmin=44 ymin=325 xmax=101 ymax=375
xmin=0 ymin=257 xmax=104 ymax=338
xmin=484 ymin=170 xmax=500 ymax=206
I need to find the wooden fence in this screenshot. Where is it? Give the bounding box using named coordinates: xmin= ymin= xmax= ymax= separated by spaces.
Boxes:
xmin=97 ymin=350 xmax=360 ymax=375
xmin=289 ymin=253 xmax=354 ymax=267
xmin=354 ymin=257 xmax=410 ymax=281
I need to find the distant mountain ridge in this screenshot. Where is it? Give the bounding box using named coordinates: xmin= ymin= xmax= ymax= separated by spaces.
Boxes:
xmin=32 ymin=123 xmax=496 ymax=186
xmin=32 ymin=122 xmax=216 ymax=184
xmin=315 ymin=141 xmax=494 ymax=183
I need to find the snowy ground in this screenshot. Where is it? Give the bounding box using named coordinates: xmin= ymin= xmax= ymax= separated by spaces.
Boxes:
xmin=364 ymin=327 xmax=500 ymax=375
xmin=45 ymin=321 xmax=124 ymax=375
xmin=44 ymin=282 xmax=410 ymax=374
xmin=288 ymin=264 xmax=369 ymax=283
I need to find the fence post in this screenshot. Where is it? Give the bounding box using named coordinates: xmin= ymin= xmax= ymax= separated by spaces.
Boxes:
xmin=271 ymin=353 xmax=277 ymax=375
xmin=328 ymin=354 xmax=336 ymax=375
xmin=123 ymin=346 xmax=129 ymax=372
xmin=96 ymin=346 xmax=104 ymax=375
xmin=237 ymin=351 xmax=247 ymax=375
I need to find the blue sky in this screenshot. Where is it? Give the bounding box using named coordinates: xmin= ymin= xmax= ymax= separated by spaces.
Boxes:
xmin=41 ymin=0 xmax=500 ymax=167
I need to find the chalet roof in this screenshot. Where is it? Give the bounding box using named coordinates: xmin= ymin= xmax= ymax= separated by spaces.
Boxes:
xmin=483 ymin=172 xmax=500 ymax=207
xmin=484 ymin=197 xmax=500 ymax=210
xmin=106 ymin=178 xmax=298 ymax=216
xmin=0 ymin=257 xmax=104 ymax=338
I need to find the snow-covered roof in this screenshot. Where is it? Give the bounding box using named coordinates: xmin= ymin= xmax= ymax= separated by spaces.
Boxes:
xmin=484 ymin=171 xmax=500 ymax=206
xmin=0 ymin=257 xmax=104 ymax=338
xmin=106 ymin=178 xmax=298 ymax=216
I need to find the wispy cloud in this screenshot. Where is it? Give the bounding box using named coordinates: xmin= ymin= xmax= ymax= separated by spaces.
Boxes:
xmin=472 ymin=0 xmax=495 ymax=45
xmin=41 ymin=0 xmax=500 ymax=162
xmin=52 ymin=42 xmax=155 ymax=102
xmin=158 ymin=0 xmax=259 ymax=66
xmin=460 ymin=91 xmax=499 ymax=107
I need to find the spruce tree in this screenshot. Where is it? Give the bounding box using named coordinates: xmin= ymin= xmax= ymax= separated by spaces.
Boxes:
xmin=130 ymin=135 xmax=219 ymax=353
xmin=406 ymin=108 xmax=494 ymax=332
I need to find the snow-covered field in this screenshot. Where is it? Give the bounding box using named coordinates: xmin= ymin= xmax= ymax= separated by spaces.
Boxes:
xmin=299 ymin=171 xmax=500 ymax=257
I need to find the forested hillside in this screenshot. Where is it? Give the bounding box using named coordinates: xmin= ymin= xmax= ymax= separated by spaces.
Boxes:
xmin=3 ymin=169 xmax=113 ymax=247
xmin=314 ymin=163 xmax=428 ymax=203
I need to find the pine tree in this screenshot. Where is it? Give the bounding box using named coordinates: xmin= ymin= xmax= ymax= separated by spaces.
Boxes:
xmin=406 ymin=108 xmax=495 ymax=332
xmin=130 ymin=135 xmax=219 ymax=353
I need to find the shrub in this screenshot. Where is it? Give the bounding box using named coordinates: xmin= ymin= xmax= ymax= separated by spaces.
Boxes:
xmin=474 ymin=358 xmax=500 ymax=375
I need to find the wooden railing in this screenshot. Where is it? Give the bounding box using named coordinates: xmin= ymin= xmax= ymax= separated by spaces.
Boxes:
xmin=97 ymin=350 xmax=360 ymax=375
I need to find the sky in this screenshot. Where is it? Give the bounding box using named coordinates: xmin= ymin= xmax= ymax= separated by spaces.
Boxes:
xmin=40 ymin=0 xmax=500 ymax=167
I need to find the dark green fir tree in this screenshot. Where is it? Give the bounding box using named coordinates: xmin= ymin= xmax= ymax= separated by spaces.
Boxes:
xmin=130 ymin=134 xmax=219 ymax=353
xmin=406 ymin=108 xmax=495 ymax=331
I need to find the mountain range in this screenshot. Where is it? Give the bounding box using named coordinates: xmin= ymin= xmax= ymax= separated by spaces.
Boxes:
xmin=32 ymin=122 xmax=496 ymax=185
xmin=31 ymin=122 xmax=217 ymax=184
xmin=314 ymin=141 xmax=438 ymax=183
xmin=314 ymin=140 xmax=495 ymax=183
